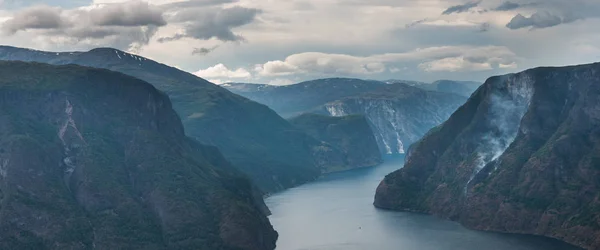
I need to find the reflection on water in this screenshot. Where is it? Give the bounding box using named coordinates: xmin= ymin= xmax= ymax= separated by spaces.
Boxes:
xmin=266 ymin=156 xmax=581 ymax=250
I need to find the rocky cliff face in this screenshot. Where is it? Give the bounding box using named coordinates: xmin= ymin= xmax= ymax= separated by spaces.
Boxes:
xmin=288 ymin=114 xmax=382 ymax=173
xmin=0 ymin=62 xmax=277 ymax=250
xmin=0 ymin=46 xmax=321 ymax=193
xmin=374 ymin=63 xmax=600 ymax=249
xmin=318 ymin=84 xmax=466 ymax=154
xmin=225 ymin=79 xmax=467 ymax=155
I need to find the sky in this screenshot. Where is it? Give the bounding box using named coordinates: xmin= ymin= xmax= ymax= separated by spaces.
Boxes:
xmin=1 ymin=0 xmax=600 ymax=85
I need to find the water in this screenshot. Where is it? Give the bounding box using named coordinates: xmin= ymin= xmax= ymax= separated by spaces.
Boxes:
xmin=265 ymin=156 xmax=581 ymax=250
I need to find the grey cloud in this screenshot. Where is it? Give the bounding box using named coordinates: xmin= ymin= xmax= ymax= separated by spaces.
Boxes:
xmin=157 ymin=34 xmax=184 ymax=43
xmin=506 ymin=11 xmax=564 ymax=29
xmin=493 ymin=1 xmax=522 ymax=11
xmin=192 ymin=45 xmax=219 ymax=55
xmin=492 ymin=1 xmax=538 ymax=11
xmin=405 ymin=19 xmax=428 ymax=28
xmin=442 ymin=1 xmax=481 ymax=15
xmin=90 ymin=1 xmax=166 ymax=27
xmin=478 ymin=22 xmax=491 ymax=32
xmin=1 ymin=2 xmax=163 ymax=51
xmin=0 ymin=0 xmax=90 ymax=9
xmin=502 ymin=0 xmax=600 ymax=30
xmin=65 ymin=26 xmax=119 ymax=39
xmin=160 ymin=0 xmax=238 ymax=10
xmin=162 ymin=6 xmax=261 ymax=42
xmin=1 ymin=6 xmax=70 ymax=34
xmin=293 ymin=1 xmax=315 ymax=10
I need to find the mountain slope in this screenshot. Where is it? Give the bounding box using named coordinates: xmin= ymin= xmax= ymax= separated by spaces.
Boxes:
xmin=388 ymin=79 xmax=481 ymax=97
xmin=0 ymin=46 xmax=321 ymax=192
xmin=0 ymin=61 xmax=276 ymax=249
xmin=225 ymin=79 xmax=467 ymax=155
xmin=225 ymin=79 xmax=386 ymax=118
xmin=374 ymin=62 xmax=600 ymax=249
xmin=317 ymin=83 xmax=467 ymax=154
xmin=288 ymin=114 xmax=382 ymax=173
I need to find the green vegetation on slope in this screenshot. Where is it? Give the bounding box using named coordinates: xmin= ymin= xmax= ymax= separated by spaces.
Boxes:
xmin=0 ymin=46 xmax=322 ymax=193
xmin=289 ymin=114 xmax=382 ymax=172
xmin=375 ymin=62 xmax=600 ymax=250
xmin=0 ymin=62 xmax=277 ymax=250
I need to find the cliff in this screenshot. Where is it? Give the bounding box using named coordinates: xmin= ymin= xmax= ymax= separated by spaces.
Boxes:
xmin=225 ymin=79 xmax=467 ymax=155
xmin=0 ymin=61 xmax=277 ymax=249
xmin=318 ymin=83 xmax=466 ymax=154
xmin=374 ymin=62 xmax=600 ymax=249
xmin=289 ymin=114 xmax=382 ymax=173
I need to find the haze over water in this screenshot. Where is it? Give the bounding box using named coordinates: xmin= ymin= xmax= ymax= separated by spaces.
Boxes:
xmin=265 ymin=156 xmax=581 ymax=250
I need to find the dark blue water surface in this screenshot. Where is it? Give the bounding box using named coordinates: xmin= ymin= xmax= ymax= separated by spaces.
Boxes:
xmin=265 ymin=156 xmax=580 ymax=250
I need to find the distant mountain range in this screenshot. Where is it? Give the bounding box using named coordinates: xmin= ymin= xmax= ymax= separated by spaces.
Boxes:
xmin=0 ymin=61 xmax=277 ymax=249
xmin=375 ymin=62 xmax=600 ymax=250
xmin=386 ymin=79 xmax=481 ymax=97
xmin=0 ymin=46 xmax=377 ymax=193
xmin=224 ymin=78 xmax=469 ymax=154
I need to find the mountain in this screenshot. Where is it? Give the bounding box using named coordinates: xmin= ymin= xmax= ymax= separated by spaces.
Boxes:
xmin=224 ymin=78 xmax=386 ymax=118
xmin=288 ymin=114 xmax=382 ymax=173
xmin=0 ymin=61 xmax=277 ymax=249
xmin=433 ymin=80 xmax=481 ymax=97
xmin=387 ymin=79 xmax=481 ymax=97
xmin=374 ymin=63 xmax=600 ymax=249
xmin=225 ymin=79 xmax=467 ymax=155
xmin=0 ymin=46 xmax=323 ymax=193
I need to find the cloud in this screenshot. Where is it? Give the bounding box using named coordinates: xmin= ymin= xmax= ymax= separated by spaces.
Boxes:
xmin=0 ymin=0 xmax=90 ymax=9
xmin=89 ymin=1 xmax=166 ymax=27
xmin=256 ymin=53 xmax=386 ymax=76
xmin=493 ymin=1 xmax=525 ymax=11
xmin=256 ymin=60 xmax=299 ymax=76
xmin=0 ymin=1 xmax=167 ymax=51
xmin=192 ymin=45 xmax=219 ymax=56
xmin=159 ymin=0 xmax=239 ymax=9
xmin=254 ymin=46 xmax=518 ymax=76
xmin=418 ymin=57 xmax=492 ymax=72
xmin=194 ymin=63 xmax=251 ymax=79
xmin=478 ymin=22 xmax=491 ymax=32
xmin=1 ymin=6 xmax=70 ymax=34
xmin=268 ymin=78 xmax=294 ymax=85
xmin=506 ymin=11 xmax=564 ymax=29
xmin=442 ymin=1 xmax=481 ymax=15
xmin=405 ymin=18 xmax=428 ymax=29
xmin=160 ymin=6 xmax=261 ymax=42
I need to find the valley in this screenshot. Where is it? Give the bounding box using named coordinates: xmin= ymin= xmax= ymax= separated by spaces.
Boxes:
xmin=266 ymin=157 xmax=581 ymax=250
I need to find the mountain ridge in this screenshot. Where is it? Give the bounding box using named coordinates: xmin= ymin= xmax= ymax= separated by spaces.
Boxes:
xmin=0 ymin=45 xmax=328 ymax=193
xmin=225 ymin=78 xmax=467 ymax=155
xmin=374 ymin=62 xmax=600 ymax=250
xmin=0 ymin=61 xmax=277 ymax=249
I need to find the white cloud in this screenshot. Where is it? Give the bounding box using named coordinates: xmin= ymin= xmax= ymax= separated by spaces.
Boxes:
xmin=499 ymin=62 xmax=518 ymax=69
xmin=256 ymin=60 xmax=298 ymax=76
xmin=254 ymin=45 xmax=518 ymax=76
xmin=268 ymin=78 xmax=294 ymax=85
xmin=2 ymin=0 xmax=600 ymax=84
xmin=419 ymin=57 xmax=492 ymax=72
xmin=194 ymin=63 xmax=252 ymax=79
